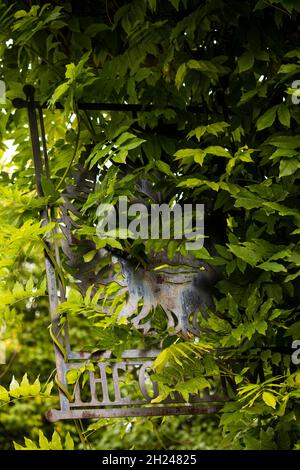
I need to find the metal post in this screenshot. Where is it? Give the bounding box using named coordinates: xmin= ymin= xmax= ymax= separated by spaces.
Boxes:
xmin=24 ymin=85 xmax=69 ymax=413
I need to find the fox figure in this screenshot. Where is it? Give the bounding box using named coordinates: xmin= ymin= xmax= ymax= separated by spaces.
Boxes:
xmin=114 ymin=253 xmax=219 ymax=338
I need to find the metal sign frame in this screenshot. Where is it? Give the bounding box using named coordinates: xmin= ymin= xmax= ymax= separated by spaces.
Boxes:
xmin=14 ymin=86 xmax=228 ymax=422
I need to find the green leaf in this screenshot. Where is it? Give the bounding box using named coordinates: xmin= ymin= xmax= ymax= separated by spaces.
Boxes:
xmin=270 ymin=148 xmax=298 ymax=160
xmin=268 ymin=135 xmax=300 ymax=149
xmin=96 ymin=238 xmax=123 ymax=250
xmin=187 ymin=126 xmax=206 ymax=141
xmin=175 ymin=63 xmax=187 ymax=89
xmin=147 ymin=0 xmax=156 ymax=11
xmin=257 ymin=261 xmax=287 ymax=272
xmin=155 ymin=160 xmax=173 ymax=176
xmin=279 ymin=158 xmax=299 ymax=177
xmin=194 ymin=149 xmax=206 ymax=165
xmin=49 ymin=82 xmax=69 ymax=105
xmin=84 ymin=23 xmax=111 ymax=36
xmin=188 ymin=122 xmax=229 ymax=140
xmin=50 ymin=431 xmax=63 ymax=450
xmin=255 ymin=320 xmax=268 ymax=335
xmin=239 ymin=89 xmax=257 ymax=104
xmin=152 ymin=349 xmax=169 ymax=372
xmin=19 ymin=373 xmax=31 ymax=396
xmin=0 ymin=385 xmax=9 ymax=402
xmin=234 ymin=190 xmax=263 ymax=209
xmin=169 ymin=0 xmax=180 ymax=9
xmin=43 ymin=381 xmax=53 ymax=397
xmin=278 ymin=63 xmax=300 ymax=74
xmin=174 ymin=148 xmax=207 ymax=165
xmin=228 ymin=244 xmax=261 ymax=266
xmin=24 ymin=437 xmax=38 ymax=450
xmin=205 ymin=146 xmax=231 ymax=157
xmin=206 ymin=122 xmax=229 ymax=135
xmin=9 ymin=376 xmax=20 ymax=398
xmin=13 ymin=442 xmax=26 ymax=451
xmin=238 ymin=51 xmax=254 ymax=72
xmin=39 ymin=431 xmax=50 ymax=450
xmin=238 ymin=383 xmax=260 ymax=396
xmin=41 ymin=176 xmax=57 ymax=197
xmin=187 ymin=59 xmax=227 ymax=74
xmin=176 ymin=377 xmax=210 ymax=397
xmin=262 ymin=391 xmax=277 ymax=409
xmin=67 ymin=368 xmax=81 ymax=385
xmin=65 ymin=432 xmax=75 ymax=450
xmin=179 ymin=178 xmax=220 ymax=191
xmin=174 ymin=148 xmax=195 ymax=159
xmin=83 ymin=250 xmax=97 ymax=263
xmin=235 ymin=375 xmax=244 ymax=385
xmin=65 ymin=62 xmax=76 ymax=81
xmin=256 ymin=106 xmax=278 ymax=131
xmin=30 ymin=377 xmax=41 ymax=395
xmin=277 ymin=104 xmax=291 ymax=127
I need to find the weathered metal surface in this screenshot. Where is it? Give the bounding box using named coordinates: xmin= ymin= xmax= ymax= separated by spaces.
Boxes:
xmin=46 ymin=350 xmax=228 ymax=422
xmin=115 ymin=254 xmax=219 ymax=337
xmin=46 ymin=404 xmax=223 ymax=422
xmin=13 ymin=97 xmax=206 ymax=114
xmin=67 ymin=349 xmax=162 ymax=360
xmin=21 ymin=86 xmax=229 ymax=422
xmin=56 ymin=161 xmax=220 ymax=337
xmin=24 ymin=86 xmax=70 ymax=413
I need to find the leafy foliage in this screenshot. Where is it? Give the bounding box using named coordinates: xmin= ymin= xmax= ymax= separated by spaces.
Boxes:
xmin=0 ymin=0 xmax=300 ymax=450
xmin=14 ymin=430 xmax=74 ymax=450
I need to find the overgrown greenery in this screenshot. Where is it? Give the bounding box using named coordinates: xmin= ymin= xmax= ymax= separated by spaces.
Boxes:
xmin=1 ymin=0 xmax=300 ymax=450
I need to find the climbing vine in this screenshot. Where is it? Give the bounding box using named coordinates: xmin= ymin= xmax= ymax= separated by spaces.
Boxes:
xmin=0 ymin=0 xmax=300 ymax=450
